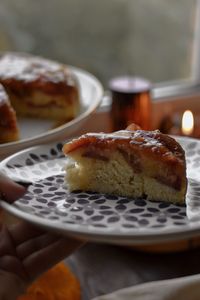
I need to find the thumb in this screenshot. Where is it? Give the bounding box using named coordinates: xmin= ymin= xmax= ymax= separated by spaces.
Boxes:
xmin=0 ymin=174 xmax=26 ymax=203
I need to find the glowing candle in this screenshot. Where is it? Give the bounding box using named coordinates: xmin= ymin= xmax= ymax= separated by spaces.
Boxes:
xmin=181 ymin=110 xmax=194 ymax=136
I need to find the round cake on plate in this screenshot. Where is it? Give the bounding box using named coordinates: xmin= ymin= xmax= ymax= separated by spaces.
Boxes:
xmin=0 ymin=52 xmax=80 ymax=143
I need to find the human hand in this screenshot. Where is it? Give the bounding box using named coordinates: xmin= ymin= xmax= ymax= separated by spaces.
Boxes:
xmin=0 ymin=174 xmax=84 ymax=300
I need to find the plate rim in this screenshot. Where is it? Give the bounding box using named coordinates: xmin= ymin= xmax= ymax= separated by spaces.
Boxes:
xmin=0 ymin=56 xmax=104 ymax=153
xmin=1 ymin=197 xmax=200 ymax=245
xmin=1 ymin=135 xmax=200 ymax=245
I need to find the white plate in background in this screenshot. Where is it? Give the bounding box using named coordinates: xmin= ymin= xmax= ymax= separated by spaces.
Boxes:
xmin=0 ymin=65 xmax=103 ymax=158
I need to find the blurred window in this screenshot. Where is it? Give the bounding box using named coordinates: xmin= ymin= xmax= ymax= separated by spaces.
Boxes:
xmin=0 ymin=0 xmax=197 ymax=86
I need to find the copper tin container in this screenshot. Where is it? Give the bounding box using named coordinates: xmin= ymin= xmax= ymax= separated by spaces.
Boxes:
xmin=109 ymin=76 xmax=152 ymax=131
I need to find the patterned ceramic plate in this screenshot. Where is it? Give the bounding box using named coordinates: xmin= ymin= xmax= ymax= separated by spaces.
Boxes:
xmin=1 ymin=136 xmax=200 ymax=245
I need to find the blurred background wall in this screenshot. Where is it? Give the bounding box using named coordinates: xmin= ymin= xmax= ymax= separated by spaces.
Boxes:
xmin=0 ymin=0 xmax=196 ymax=86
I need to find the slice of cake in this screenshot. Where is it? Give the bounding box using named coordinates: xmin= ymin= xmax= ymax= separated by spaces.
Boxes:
xmin=0 ymin=84 xmax=19 ymax=143
xmin=0 ymin=53 xmax=80 ymax=123
xmin=62 ymin=124 xmax=187 ymax=204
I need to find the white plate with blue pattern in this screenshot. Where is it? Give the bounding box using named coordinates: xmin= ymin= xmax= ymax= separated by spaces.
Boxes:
xmin=0 ymin=136 xmax=200 ymax=245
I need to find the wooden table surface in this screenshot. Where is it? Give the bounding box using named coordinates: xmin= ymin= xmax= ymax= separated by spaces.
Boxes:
xmin=66 ymin=242 xmax=200 ymax=300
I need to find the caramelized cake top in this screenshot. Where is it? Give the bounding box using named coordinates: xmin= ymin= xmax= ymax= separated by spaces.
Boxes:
xmin=63 ymin=129 xmax=185 ymax=166
xmin=0 ymin=53 xmax=78 ymax=95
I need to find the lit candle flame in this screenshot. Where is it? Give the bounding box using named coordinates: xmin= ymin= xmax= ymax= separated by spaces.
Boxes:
xmin=182 ymin=110 xmax=194 ymax=136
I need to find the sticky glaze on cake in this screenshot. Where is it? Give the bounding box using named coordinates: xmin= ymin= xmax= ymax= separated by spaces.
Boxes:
xmin=62 ymin=124 xmax=187 ymax=204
